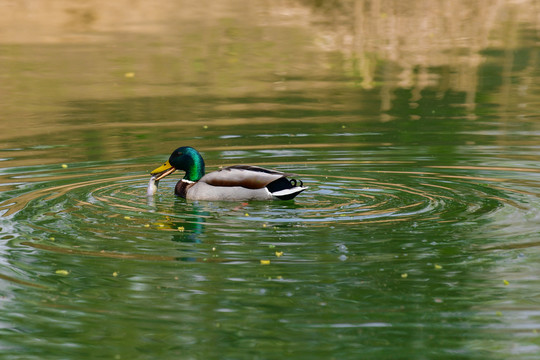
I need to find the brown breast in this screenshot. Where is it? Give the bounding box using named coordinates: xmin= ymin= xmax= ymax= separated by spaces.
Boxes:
xmin=175 ymin=180 xmax=194 ymax=198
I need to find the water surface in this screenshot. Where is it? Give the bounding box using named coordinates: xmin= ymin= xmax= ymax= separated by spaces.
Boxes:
xmin=1 ymin=1 xmax=540 ymax=359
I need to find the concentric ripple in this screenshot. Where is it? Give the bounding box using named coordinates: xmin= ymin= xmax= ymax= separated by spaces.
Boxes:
xmin=291 ymin=170 xmax=509 ymax=226
xmin=1 ymin=161 xmax=538 ymax=254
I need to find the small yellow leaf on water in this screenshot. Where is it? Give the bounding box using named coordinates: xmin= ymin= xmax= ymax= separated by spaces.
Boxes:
xmin=49 ymin=237 xmax=55 ymax=241
xmin=177 ymin=226 xmax=185 ymax=232
xmin=401 ymin=273 xmax=408 ymax=278
xmin=503 ymin=279 xmax=510 ymax=286
xmin=61 ymin=164 xmax=68 ymax=169
xmin=124 ymin=72 xmax=135 ymax=78
xmin=143 ymin=224 xmax=150 ymax=228
xmin=203 ymin=125 xmax=208 ymax=129
xmin=496 ymin=311 xmax=503 ymax=316
xmin=124 ymin=216 xmax=131 ymax=220
xmin=275 ymin=251 xmax=283 ymax=258
xmin=55 ymin=270 xmax=69 ymax=275
xmin=112 ymin=272 xmax=118 ymax=277
xmin=434 ymin=264 xmax=442 ymax=270
xmin=244 ymin=213 xmax=249 ymax=217
xmin=260 ymin=260 xmax=270 ymax=265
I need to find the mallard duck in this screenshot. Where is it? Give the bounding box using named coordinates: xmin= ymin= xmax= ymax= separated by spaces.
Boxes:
xmin=149 ymin=146 xmax=306 ymax=201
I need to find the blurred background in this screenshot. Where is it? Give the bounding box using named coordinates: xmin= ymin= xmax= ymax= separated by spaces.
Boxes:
xmin=1 ymin=0 xmax=539 ymax=162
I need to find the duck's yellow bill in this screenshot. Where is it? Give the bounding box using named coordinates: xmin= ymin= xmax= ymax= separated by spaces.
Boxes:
xmin=151 ymin=160 xmax=176 ymax=180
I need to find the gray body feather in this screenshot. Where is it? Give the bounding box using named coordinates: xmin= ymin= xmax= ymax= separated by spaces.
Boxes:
xmin=176 ymin=166 xmax=306 ymax=201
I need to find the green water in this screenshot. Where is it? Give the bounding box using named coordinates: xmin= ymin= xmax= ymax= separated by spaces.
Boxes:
xmin=1 ymin=1 xmax=540 ymax=359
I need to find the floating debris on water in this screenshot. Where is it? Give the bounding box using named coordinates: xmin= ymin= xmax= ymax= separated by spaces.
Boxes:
xmin=434 ymin=264 xmax=442 ymax=270
xmin=401 ymin=273 xmax=408 ymax=279
xmin=275 ymin=251 xmax=283 ymax=258
xmin=260 ymin=260 xmax=270 ymax=265
xmin=336 ymin=244 xmax=349 ymax=253
xmin=61 ymin=164 xmax=68 ymax=169
xmin=55 ymin=269 xmax=69 ymax=275
xmin=503 ymin=279 xmax=510 ymax=286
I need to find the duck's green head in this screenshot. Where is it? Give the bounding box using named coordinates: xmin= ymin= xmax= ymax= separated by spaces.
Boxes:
xmin=151 ymin=146 xmax=205 ymax=182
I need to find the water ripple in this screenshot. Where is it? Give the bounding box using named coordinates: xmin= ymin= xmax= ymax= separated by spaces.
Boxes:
xmin=0 ymin=160 xmax=538 ymax=266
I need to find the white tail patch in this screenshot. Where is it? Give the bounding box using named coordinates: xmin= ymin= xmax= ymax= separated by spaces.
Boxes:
xmin=271 ymin=186 xmax=307 ymax=200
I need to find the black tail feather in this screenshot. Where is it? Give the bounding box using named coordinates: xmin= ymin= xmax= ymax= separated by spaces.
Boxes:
xmin=266 ymin=177 xmax=305 ymax=200
xmin=265 ymin=177 xmax=296 ymax=193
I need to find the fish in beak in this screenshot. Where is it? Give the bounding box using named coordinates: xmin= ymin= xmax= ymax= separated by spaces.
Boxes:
xmin=150 ymin=160 xmax=176 ymax=180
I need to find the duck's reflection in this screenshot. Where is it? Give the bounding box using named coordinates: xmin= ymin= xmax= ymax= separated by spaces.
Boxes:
xmin=169 ymin=199 xmax=206 ymax=244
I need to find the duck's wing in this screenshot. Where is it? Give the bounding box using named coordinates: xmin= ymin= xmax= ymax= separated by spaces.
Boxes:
xmin=200 ymin=165 xmax=290 ymax=189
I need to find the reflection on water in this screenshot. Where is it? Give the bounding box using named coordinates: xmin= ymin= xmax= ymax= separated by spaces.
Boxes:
xmin=1 ymin=0 xmax=539 ymax=160
xmin=1 ymin=0 xmax=540 ymax=359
